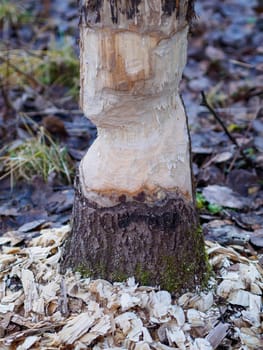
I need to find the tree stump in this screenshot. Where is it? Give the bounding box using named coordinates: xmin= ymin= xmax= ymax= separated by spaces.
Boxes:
xmin=60 ymin=0 xmax=209 ymax=292
xmin=61 ymin=176 xmax=207 ymax=292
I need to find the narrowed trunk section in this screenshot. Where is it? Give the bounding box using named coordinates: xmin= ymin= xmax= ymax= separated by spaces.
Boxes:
xmin=60 ymin=0 xmax=209 ymax=292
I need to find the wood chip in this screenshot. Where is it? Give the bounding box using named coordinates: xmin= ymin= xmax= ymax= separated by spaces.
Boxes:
xmin=16 ymin=335 xmax=40 ymax=350
xmin=21 ymin=269 xmax=41 ymax=316
xmin=166 ymin=326 xmax=186 ymax=349
xmin=190 ymin=338 xmax=213 ymax=350
xmin=0 ymin=226 xmax=261 ymax=349
xmin=79 ymin=315 xmax=111 ymax=345
xmin=206 ymin=322 xmax=230 ymax=349
xmin=188 ymin=292 xmax=214 ymax=312
xmin=58 ymin=311 xmax=100 ymax=344
xmin=0 ymin=312 xmax=12 ymax=337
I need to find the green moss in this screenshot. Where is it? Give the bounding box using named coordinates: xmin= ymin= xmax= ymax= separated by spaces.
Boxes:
xmin=158 ymin=256 xmax=195 ymax=292
xmin=194 ymin=226 xmax=213 ymax=287
xmin=74 ymin=262 xmax=107 ymax=278
xmin=160 ymin=255 xmax=180 ymax=291
xmin=158 ymin=225 xmax=212 ymax=293
xmin=111 ymin=271 xmax=129 ymax=282
xmin=75 ymin=264 xmax=93 ymax=277
xmin=135 ymin=265 xmax=151 ymax=286
xmin=201 ymin=249 xmax=214 ymax=290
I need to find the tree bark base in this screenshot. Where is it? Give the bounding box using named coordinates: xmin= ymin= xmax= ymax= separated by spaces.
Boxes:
xmin=60 ymin=177 xmax=209 ymax=293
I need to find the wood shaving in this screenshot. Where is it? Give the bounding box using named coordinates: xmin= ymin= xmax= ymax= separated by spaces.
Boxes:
xmin=0 ymin=225 xmax=262 ymax=349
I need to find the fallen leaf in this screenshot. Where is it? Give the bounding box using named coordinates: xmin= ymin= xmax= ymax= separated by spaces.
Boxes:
xmin=202 ymin=185 xmax=248 ymax=209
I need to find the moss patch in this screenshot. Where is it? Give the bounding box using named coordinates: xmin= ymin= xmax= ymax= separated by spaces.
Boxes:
xmin=110 ymin=271 xmax=129 ymax=282
xmin=201 ymin=249 xmax=214 ymax=290
xmin=135 ymin=264 xmax=152 ymax=286
xmin=74 ymin=263 xmax=107 ymax=278
xmin=75 ymin=264 xmax=93 ymax=278
xmin=158 ymin=225 xmax=211 ymax=293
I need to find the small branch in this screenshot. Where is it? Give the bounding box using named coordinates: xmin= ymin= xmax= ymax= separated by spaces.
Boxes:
xmin=230 ymin=59 xmax=263 ymax=72
xmin=25 ymin=108 xmax=83 ymax=117
xmin=201 ymin=91 xmax=254 ymax=168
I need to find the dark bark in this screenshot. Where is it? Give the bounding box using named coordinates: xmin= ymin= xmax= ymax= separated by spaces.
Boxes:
xmin=79 ymin=0 xmax=195 ymax=26
xmin=60 ymin=177 xmax=208 ymax=293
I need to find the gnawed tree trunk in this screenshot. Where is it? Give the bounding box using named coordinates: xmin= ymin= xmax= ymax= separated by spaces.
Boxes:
xmin=61 ymin=0 xmax=208 ymax=292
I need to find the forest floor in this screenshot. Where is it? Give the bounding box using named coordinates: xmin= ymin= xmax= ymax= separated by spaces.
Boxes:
xmin=0 ymin=0 xmax=262 ymax=349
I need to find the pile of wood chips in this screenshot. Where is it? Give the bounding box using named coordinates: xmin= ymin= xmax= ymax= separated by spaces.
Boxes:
xmin=0 ymin=225 xmax=262 ymax=349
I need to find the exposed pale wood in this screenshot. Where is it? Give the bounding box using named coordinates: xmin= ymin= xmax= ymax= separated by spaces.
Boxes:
xmin=58 ymin=311 xmax=100 ymax=344
xmin=78 ymin=0 xmax=195 ymax=207
xmin=21 ymin=269 xmax=43 ymax=316
xmin=16 ymin=335 xmax=40 ymax=350
xmin=79 ymin=23 xmax=192 ymax=207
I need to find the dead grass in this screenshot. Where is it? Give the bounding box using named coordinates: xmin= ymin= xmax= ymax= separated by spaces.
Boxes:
xmin=0 ymin=115 xmax=74 ymax=186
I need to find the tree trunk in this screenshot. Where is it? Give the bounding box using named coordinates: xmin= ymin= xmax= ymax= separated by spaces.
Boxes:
xmin=60 ymin=0 xmax=208 ymax=292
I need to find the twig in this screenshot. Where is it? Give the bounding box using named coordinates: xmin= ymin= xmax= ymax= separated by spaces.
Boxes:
xmin=24 ymin=108 xmax=83 ymax=117
xmin=230 ymin=59 xmax=263 ymax=72
xmin=201 ymin=91 xmax=254 ymax=168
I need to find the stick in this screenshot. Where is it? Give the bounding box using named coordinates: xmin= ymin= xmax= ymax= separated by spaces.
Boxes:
xmin=201 ymin=91 xmax=254 ymax=168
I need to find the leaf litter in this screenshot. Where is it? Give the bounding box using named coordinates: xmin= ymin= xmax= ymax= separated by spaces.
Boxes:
xmin=0 ymin=226 xmax=262 ymax=349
